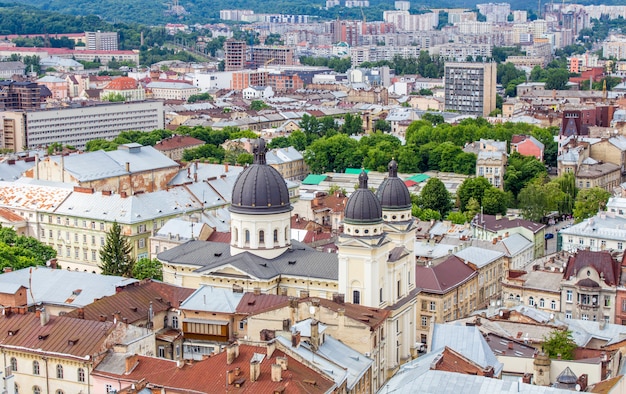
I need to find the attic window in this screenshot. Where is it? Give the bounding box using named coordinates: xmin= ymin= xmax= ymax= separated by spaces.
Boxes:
xmin=72 ymin=289 xmax=82 ymax=296
xmin=214 ymin=253 xmax=222 ymax=257
xmin=38 ymin=334 xmax=49 ymax=340
xmin=8 ymin=330 xmax=18 ymax=336
xmin=68 ymin=339 xmax=79 ymax=346
xmin=130 ymin=307 xmax=138 ymax=312
xmin=288 ymin=261 xmax=296 ymax=265
xmin=248 ymin=300 xmax=256 ymax=306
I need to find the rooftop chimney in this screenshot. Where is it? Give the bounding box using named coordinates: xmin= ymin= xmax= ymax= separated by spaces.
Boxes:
xmin=310 ymin=320 xmax=320 ymax=351
xmin=276 ymin=356 xmax=288 ymax=371
xmin=39 ymin=307 xmax=49 ymax=326
xmin=226 ymin=342 xmax=240 ymax=365
xmin=267 ymin=340 xmax=276 ymax=358
xmin=250 ymin=360 xmax=260 ymax=382
xmin=125 ymin=354 xmax=139 ymax=374
xmin=291 ymin=331 xmax=301 ymax=348
xmin=271 ymin=363 xmax=282 ymax=382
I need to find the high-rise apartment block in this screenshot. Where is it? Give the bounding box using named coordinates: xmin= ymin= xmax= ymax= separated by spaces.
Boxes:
xmin=0 ymin=101 xmax=164 ymax=152
xmin=224 ymin=39 xmax=246 ymax=71
xmin=251 ymin=46 xmax=295 ymax=68
xmin=85 ymin=31 xmax=118 ymax=51
xmin=0 ymin=81 xmax=41 ymax=111
xmin=444 ymin=62 xmax=497 ymax=117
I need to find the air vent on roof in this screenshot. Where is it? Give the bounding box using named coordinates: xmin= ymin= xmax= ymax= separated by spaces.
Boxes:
xmin=214 ymin=253 xmax=222 ymax=257
xmin=68 ymin=339 xmax=79 ymax=346
xmin=260 ymin=263 xmax=268 ymax=267
xmin=8 ymin=329 xmax=18 ymax=336
xmin=72 ymin=289 xmax=82 ymax=296
xmin=38 ymin=334 xmax=49 ymax=340
xmin=288 ymin=261 xmax=296 ymax=265
xmin=130 ymin=307 xmax=138 ymax=312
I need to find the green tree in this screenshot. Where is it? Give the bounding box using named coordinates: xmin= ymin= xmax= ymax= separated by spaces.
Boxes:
xmin=482 ymin=187 xmax=508 ymax=216
xmin=457 ymin=177 xmax=492 ymax=212
xmin=101 ymin=92 xmax=126 ymax=102
xmin=304 ymin=134 xmax=362 ymax=174
xmin=374 ymin=119 xmax=391 ymax=132
xmin=250 ymin=100 xmax=270 ymax=111
xmin=132 ymin=258 xmax=163 ymax=280
xmin=341 ymin=113 xmax=363 ymax=136
xmin=544 ymin=68 xmax=570 ymax=90
xmin=0 ymin=227 xmax=56 ymax=270
xmin=236 ymin=152 xmax=254 ymax=165
xmin=504 ymin=152 xmax=547 ymax=197
xmin=419 ymin=178 xmax=452 ymax=217
xmin=99 ymin=222 xmax=135 ymax=277
xmin=542 ymin=330 xmax=577 ymax=360
xmin=187 ymin=93 xmax=213 ymax=103
xmin=446 ymin=211 xmax=467 ymax=224
xmin=573 ymin=187 xmax=611 ymax=223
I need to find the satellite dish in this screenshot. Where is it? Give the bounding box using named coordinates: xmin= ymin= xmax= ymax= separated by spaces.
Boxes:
xmin=309 ymin=305 xmax=316 ymax=315
xmin=499 ymin=310 xmax=504 ymax=317
xmin=550 ymin=313 xmax=555 ymax=320
xmin=497 ymin=300 xmax=501 ymax=306
xmin=575 ymin=384 xmax=581 ymax=392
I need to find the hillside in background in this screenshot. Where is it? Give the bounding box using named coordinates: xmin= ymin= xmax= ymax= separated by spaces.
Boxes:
xmin=5 ymin=0 xmax=623 ymax=26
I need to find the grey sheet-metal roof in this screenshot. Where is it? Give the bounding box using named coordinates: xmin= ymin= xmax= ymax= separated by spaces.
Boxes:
xmin=414 ymin=241 xmax=458 ymax=259
xmin=0 ymin=267 xmax=136 ymax=307
xmin=168 ymin=163 xmax=243 ymax=187
xmin=200 ymin=207 xmax=231 ymax=232
xmin=106 ymin=145 xmax=179 ymax=173
xmin=49 ymin=151 xmax=128 ymax=181
xmin=55 ymin=187 xmax=204 ymax=224
xmin=179 ymin=285 xmax=244 ymax=313
xmin=0 ymin=159 xmax=35 ymax=182
xmin=266 ymin=147 xmax=303 ymax=164
xmin=454 ymin=246 xmax=504 ymax=269
xmin=156 ymin=218 xmax=207 ymax=240
xmin=157 ymin=240 xmax=338 ymax=281
xmin=431 ymin=323 xmax=503 ymax=376
xmin=566 ymin=318 xmax=626 ymax=347
xmin=313 ymin=336 xmax=373 ymax=391
xmin=560 ymin=213 xmax=626 ymax=241
xmin=380 ymin=369 xmax=573 ymax=394
xmin=501 ymin=233 xmax=534 ymax=256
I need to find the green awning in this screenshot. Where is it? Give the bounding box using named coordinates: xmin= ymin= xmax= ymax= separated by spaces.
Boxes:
xmin=345 ymin=168 xmax=369 ymax=174
xmin=406 ymin=174 xmax=430 ymax=183
xmin=302 ymin=174 xmax=328 ymax=185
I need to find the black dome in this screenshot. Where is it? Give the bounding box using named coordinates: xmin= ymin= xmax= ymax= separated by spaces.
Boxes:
xmin=344 ymin=170 xmax=382 ymax=224
xmin=377 ymin=160 xmax=411 ymax=210
xmin=230 ymin=139 xmax=291 ymax=214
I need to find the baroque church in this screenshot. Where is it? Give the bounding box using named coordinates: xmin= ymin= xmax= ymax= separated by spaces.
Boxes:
xmin=158 ymin=138 xmax=417 ymax=375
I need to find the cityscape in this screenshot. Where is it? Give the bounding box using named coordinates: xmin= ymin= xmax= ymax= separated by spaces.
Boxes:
xmin=0 ymin=0 xmax=625 ymax=393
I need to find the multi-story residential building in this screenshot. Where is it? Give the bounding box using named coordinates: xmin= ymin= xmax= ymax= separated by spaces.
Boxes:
xmin=476 ymin=151 xmax=507 ymax=189
xmin=415 ymin=256 xmax=479 ymax=347
xmin=471 ymin=214 xmax=546 ymax=259
xmin=603 ymin=35 xmax=626 ymax=60
xmin=85 ymin=31 xmax=118 ymax=51
xmin=502 ymin=269 xmax=563 ymax=313
xmin=224 ymin=39 xmax=246 ymax=71
xmin=559 ymin=212 xmax=626 ymax=253
xmin=251 ymin=46 xmax=295 ymax=68
xmin=454 ymin=246 xmax=506 ymax=308
xmin=575 ymin=159 xmax=621 ymax=192
xmin=231 ymin=70 xmax=268 ymax=90
xmin=146 ymin=81 xmax=200 ymax=101
xmin=0 ymin=47 xmax=138 ymax=66
xmin=0 ymin=311 xmax=154 ymax=394
xmin=0 ymin=61 xmax=25 ymax=79
xmin=477 ymin=3 xmax=511 ymax=23
xmin=444 ymin=62 xmax=497 ymax=117
xmin=266 ymin=146 xmax=308 ymax=181
xmin=511 ymin=135 xmax=545 ymax=162
xmin=561 ymin=250 xmax=620 ymax=323
xmin=0 ymin=81 xmax=42 ymax=111
xmin=0 ymin=101 xmax=164 ymax=151
xmin=100 ymin=76 xmax=146 ymax=101
xmin=36 ymin=75 xmax=68 ymax=101
xmin=153 ymin=135 xmax=205 ymax=161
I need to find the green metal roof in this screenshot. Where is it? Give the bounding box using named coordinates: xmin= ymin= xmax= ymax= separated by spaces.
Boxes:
xmin=406 ymin=174 xmax=430 ymax=183
xmin=302 ymin=174 xmax=328 ymax=185
xmin=345 ymin=168 xmax=369 ymax=175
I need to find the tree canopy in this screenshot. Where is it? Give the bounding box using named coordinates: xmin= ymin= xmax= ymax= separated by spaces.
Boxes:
xmin=0 ymin=227 xmax=56 ymax=271
xmin=573 ymin=187 xmax=611 ymax=223
xmin=542 ymin=330 xmax=577 ymax=360
xmin=418 ymin=178 xmax=452 ymax=217
xmin=99 ymin=222 xmax=135 ymax=277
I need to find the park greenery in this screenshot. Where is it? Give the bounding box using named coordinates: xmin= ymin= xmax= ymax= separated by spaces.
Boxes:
xmin=0 ymin=227 xmax=56 ymax=271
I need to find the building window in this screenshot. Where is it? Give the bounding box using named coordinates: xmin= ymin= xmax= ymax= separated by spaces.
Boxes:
xmin=172 ymin=316 xmax=179 ymax=329
xmin=582 ymin=314 xmax=589 ymax=321
xmin=10 ymin=357 xmax=17 ymax=372
xmin=619 ymin=242 xmax=623 ymax=250
xmin=56 ymin=364 xmax=63 ymax=379
xmin=274 ymin=229 xmax=278 ymax=242
xmin=245 ymin=230 xmax=250 ymax=244
xmin=56 ymin=391 xmax=64 ymax=394
xmin=105 ymin=385 xmax=113 ymax=393
xmin=566 ymin=290 xmax=573 ymax=303
xmin=259 ymin=230 xmax=265 ymax=244
xmin=158 ymin=346 xmax=165 ymax=358
xmin=605 ymin=297 xmax=611 ymax=307
xmin=421 ymin=316 xmax=428 ymax=327
xmin=551 ymin=300 xmax=557 ymax=310
xmin=429 ymin=301 xmax=436 ymax=311
xmin=601 ymin=240 xmax=606 ymax=248
xmin=33 ymin=387 xmax=41 ymax=394
xmin=239 ymin=320 xmax=245 ymax=330
xmin=353 ymin=290 xmax=360 ymax=305
xmin=33 ymin=361 xmax=39 ymax=375
xmin=380 ymin=288 xmax=383 ymax=303
xmin=528 ymin=297 xmax=535 ymax=306
xmin=565 ymin=311 xmax=572 ymax=319
xmin=78 ymin=367 xmax=85 ymax=382
xmin=138 ymin=238 xmax=145 ymax=248
xmin=539 ymin=298 xmax=545 ymax=308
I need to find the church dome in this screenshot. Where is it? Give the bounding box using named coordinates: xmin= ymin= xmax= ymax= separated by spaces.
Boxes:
xmin=377 ymin=159 xmax=411 ymax=210
xmin=230 ymin=138 xmax=291 ymax=214
xmin=344 ymin=170 xmax=382 ymax=224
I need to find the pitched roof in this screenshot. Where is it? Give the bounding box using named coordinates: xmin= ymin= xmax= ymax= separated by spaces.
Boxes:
xmin=563 ymin=250 xmax=620 ymax=286
xmin=63 ymin=280 xmax=194 ymax=323
xmin=154 ymin=135 xmax=205 ymax=151
xmin=473 ymin=214 xmax=545 ymax=234
xmin=235 ymin=292 xmax=290 ymax=315
xmin=180 ymin=285 xmax=244 ymax=313
xmin=415 ymin=256 xmax=477 ymax=294
xmin=454 ymin=246 xmax=504 ymax=269
xmin=0 ymin=267 xmax=136 ymax=308
xmin=93 ymin=344 xmax=335 ymax=393
xmin=0 ymin=313 xmax=114 ymax=360
xmin=157 ymin=240 xmax=339 ymax=281
xmin=105 ymin=77 xmax=139 ymax=90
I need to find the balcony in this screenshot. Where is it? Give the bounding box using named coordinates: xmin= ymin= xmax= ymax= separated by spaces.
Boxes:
xmin=578 ymin=302 xmax=599 ymax=311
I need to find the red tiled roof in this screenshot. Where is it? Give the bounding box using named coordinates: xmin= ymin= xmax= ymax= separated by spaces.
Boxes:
xmin=94 ymin=344 xmax=334 ymax=393
xmin=0 ymin=207 xmax=25 ymax=222
xmin=105 ymin=77 xmax=138 ymax=90
xmin=63 ymin=280 xmax=195 ymax=323
xmin=302 ymin=230 xmax=332 ymax=244
xmin=154 ymin=135 xmax=205 ymax=151
xmin=308 ymin=297 xmax=389 ymax=329
xmin=0 ymin=312 xmax=114 ymax=360
xmin=207 ymin=231 xmax=231 ymax=243
xmin=236 ymin=293 xmax=290 ymax=315
xmin=415 ymin=256 xmax=477 ymax=294
xmin=564 ymin=250 xmax=620 ymax=286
